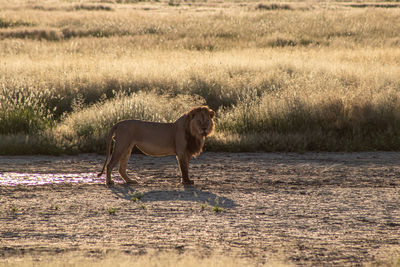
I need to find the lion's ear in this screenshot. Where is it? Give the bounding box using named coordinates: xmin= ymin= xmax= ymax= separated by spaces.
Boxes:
xmin=188 ymin=110 xmax=196 ymax=120
xmin=209 ymin=109 xmax=215 ymax=118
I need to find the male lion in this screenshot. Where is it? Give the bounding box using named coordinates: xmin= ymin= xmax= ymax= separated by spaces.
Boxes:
xmin=98 ymin=106 xmax=215 ymax=185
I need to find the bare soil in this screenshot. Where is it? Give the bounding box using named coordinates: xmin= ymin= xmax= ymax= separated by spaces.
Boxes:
xmin=0 ymin=152 xmax=399 ymax=266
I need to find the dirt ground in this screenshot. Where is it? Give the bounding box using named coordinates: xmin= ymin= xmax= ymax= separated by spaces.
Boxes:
xmin=0 ymin=152 xmax=399 ymax=266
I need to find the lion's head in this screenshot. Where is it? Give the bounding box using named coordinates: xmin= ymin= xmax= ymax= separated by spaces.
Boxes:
xmin=185 ymin=106 xmax=215 ymax=157
xmin=188 ymin=106 xmax=215 ymax=138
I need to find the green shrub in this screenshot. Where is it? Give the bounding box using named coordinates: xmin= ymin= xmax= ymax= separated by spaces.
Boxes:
xmin=0 ymin=86 xmax=58 ymax=135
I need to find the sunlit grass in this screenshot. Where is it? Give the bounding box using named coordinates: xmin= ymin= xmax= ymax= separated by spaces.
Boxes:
xmin=0 ymin=251 xmax=288 ymax=267
xmin=1 ymin=1 xmax=400 ymax=154
xmin=0 ymin=86 xmax=58 ymax=134
xmin=1 ymin=1 xmax=399 ymax=47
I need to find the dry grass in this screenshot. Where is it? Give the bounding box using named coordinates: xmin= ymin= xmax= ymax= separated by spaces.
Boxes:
xmin=1 ymin=2 xmax=400 ymax=47
xmin=1 ymin=0 xmax=400 ymax=153
xmin=0 ymin=251 xmax=288 ymax=267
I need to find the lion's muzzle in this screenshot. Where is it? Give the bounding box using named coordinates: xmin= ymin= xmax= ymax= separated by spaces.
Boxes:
xmin=201 ymin=129 xmax=209 ymax=136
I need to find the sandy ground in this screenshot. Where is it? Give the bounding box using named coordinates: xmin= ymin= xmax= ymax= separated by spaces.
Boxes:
xmin=0 ymin=152 xmax=399 ymax=266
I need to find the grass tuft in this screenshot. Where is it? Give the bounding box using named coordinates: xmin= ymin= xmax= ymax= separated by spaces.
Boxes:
xmin=131 ymin=192 xmax=144 ymax=202
xmin=9 ymin=206 xmax=18 ymax=213
xmin=256 ymin=3 xmax=292 ymax=11
xmin=107 ymin=207 xmax=118 ymax=215
xmin=213 ymin=205 xmax=224 ymax=213
xmin=200 ymin=204 xmax=207 ymax=211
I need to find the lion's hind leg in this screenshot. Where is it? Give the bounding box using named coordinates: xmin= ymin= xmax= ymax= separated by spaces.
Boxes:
xmin=106 ymin=155 xmax=118 ymax=186
xmin=119 ymin=146 xmax=139 ymax=185
xmin=106 ymin=142 xmax=125 ymax=185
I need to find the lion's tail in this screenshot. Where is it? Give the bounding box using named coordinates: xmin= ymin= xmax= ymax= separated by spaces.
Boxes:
xmin=98 ymin=124 xmax=118 ymax=177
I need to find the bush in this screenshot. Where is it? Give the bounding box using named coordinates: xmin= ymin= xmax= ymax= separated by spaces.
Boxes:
xmin=216 ymin=91 xmax=400 ymax=151
xmin=0 ymin=86 xmax=58 ymax=135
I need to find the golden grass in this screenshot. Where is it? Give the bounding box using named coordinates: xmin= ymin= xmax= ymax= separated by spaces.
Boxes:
xmin=367 ymin=246 xmax=400 ymax=267
xmin=1 ymin=1 xmax=400 ymax=48
xmin=0 ymin=251 xmax=289 ymax=267
xmin=1 ymin=0 xmax=400 ymax=153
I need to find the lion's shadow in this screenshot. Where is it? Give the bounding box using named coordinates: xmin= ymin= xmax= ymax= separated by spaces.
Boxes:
xmin=110 ymin=185 xmax=237 ymax=208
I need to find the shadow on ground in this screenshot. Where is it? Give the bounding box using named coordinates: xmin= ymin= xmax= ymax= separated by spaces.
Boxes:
xmin=110 ymin=185 xmax=237 ymax=208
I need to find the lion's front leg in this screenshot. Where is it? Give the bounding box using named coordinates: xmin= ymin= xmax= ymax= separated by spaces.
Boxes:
xmin=119 ymin=149 xmax=139 ymax=185
xmin=176 ymin=153 xmax=193 ymax=185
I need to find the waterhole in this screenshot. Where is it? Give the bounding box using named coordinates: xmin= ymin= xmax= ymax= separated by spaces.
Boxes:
xmin=0 ymin=172 xmax=111 ymax=186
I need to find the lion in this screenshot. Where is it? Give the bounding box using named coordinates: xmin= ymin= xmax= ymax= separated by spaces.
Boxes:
xmin=98 ymin=106 xmax=215 ymax=185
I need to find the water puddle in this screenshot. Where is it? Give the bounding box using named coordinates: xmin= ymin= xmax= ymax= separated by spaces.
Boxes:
xmin=0 ymin=172 xmax=112 ymax=186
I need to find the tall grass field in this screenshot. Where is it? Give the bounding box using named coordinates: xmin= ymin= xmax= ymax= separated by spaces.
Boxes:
xmin=0 ymin=251 xmax=286 ymax=267
xmin=1 ymin=0 xmax=400 ymax=154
